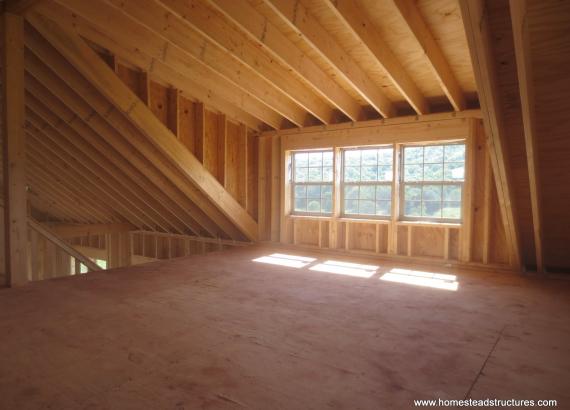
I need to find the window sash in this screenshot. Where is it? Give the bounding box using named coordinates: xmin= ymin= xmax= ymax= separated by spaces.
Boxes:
xmin=291 ymin=150 xmax=334 ymax=216
xmin=399 ymin=143 xmax=465 ymax=223
xmin=341 ymin=181 xmax=392 ymax=219
xmin=399 ymin=181 xmax=464 ymax=222
xmin=291 ymin=182 xmax=333 ymax=215
xmin=340 ymin=146 xmax=394 ymax=219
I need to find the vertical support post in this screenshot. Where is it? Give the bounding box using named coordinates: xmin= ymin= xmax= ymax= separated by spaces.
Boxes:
xmin=194 ymin=102 xmax=205 ymax=163
xmin=218 ymin=113 xmax=227 ymax=186
xmin=389 ymin=144 xmax=400 ymax=254
xmin=2 ymin=13 xmax=28 ymax=286
xmin=270 ymin=135 xmax=280 ymax=242
xmin=460 ymin=119 xmax=477 ymax=262
xmin=407 ymin=225 xmax=412 ymax=257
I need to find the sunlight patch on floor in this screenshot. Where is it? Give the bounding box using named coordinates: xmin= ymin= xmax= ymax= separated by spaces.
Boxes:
xmin=309 ymin=260 xmax=378 ymax=278
xmin=380 ymin=268 xmax=458 ymax=291
xmin=252 ymin=253 xmax=316 ymax=268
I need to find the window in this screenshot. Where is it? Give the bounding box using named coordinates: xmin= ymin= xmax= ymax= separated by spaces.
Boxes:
xmin=400 ymin=143 xmax=465 ymax=221
xmin=291 ymin=150 xmax=333 ymax=215
xmin=342 ymin=146 xmax=393 ymax=217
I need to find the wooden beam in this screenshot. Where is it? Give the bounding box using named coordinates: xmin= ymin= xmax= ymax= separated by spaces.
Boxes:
xmin=156 ymin=0 xmax=334 ymax=124
xmin=27 ymin=12 xmax=258 ymax=241
xmin=325 ymin=0 xmax=429 ymax=115
xmin=96 ymin=0 xmax=308 ymax=126
xmin=209 ymin=0 xmax=362 ymax=121
xmin=44 ymin=223 xmax=135 ymax=239
xmin=459 ymin=0 xmax=522 ymax=270
xmin=35 ymin=1 xmax=276 ymax=130
xmin=263 ymin=0 xmax=395 ymax=118
xmin=27 ymin=219 xmax=102 ymax=272
xmin=509 ymin=0 xmax=543 ymax=272
xmin=2 ymin=12 xmax=28 ymax=286
xmin=24 ymin=54 xmax=209 ymax=235
xmin=391 ymin=0 xmax=466 ymax=111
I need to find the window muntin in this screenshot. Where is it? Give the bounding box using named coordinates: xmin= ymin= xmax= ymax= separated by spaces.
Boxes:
xmin=342 ymin=147 xmax=393 ymax=218
xmin=401 ymin=143 xmax=465 ymax=221
xmin=291 ymin=150 xmax=333 ymax=215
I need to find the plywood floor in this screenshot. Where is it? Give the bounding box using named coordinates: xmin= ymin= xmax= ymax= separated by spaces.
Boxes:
xmin=1 ymin=245 xmax=569 ymax=409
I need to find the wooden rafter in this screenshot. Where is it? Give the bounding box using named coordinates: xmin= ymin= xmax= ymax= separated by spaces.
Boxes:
xmin=24 ymin=24 xmax=236 ymax=238
xmin=459 ymin=0 xmax=522 ymax=270
xmin=209 ymin=0 xmax=362 ymax=121
xmin=509 ymin=0 xmax=543 ymax=272
xmin=151 ymin=0 xmax=334 ymax=124
xmin=37 ymin=1 xmax=280 ymax=130
xmin=27 ymin=11 xmax=258 ymax=241
xmin=56 ymin=0 xmax=304 ymax=127
xmin=324 ymin=0 xmax=429 ymax=115
xmin=262 ymin=0 xmax=395 ymax=118
xmin=391 ymin=0 xmax=466 ymax=111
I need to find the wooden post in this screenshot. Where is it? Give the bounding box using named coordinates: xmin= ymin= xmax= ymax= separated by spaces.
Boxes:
xmin=2 ymin=13 xmax=28 ymax=286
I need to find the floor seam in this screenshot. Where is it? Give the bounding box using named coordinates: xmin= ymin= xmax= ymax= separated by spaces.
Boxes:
xmin=463 ymin=324 xmax=507 ymax=399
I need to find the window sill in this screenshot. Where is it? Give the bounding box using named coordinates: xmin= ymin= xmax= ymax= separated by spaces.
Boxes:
xmin=397 ymin=220 xmax=461 ymax=228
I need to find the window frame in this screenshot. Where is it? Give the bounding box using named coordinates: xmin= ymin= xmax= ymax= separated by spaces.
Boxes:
xmin=399 ymin=141 xmax=466 ymax=224
xmin=340 ymin=145 xmax=394 ymax=220
xmin=290 ymin=149 xmax=334 ymax=216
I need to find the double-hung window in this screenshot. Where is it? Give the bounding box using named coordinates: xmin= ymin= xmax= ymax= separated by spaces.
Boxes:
xmin=291 ymin=150 xmax=333 ymax=215
xmin=342 ymin=146 xmax=393 ymax=218
xmin=401 ymin=143 xmax=465 ymax=222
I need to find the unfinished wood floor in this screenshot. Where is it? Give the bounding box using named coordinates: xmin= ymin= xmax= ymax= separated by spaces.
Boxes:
xmin=1 ymin=245 xmax=569 ymax=409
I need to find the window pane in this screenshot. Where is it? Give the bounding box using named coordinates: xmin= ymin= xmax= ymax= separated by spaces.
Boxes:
xmin=294 ymin=197 xmax=306 ymax=212
xmin=361 ymin=166 xmax=378 ymax=181
xmin=362 ymin=150 xmax=377 ymax=165
xmin=322 ymin=167 xmax=333 ymax=182
xmin=359 ymin=200 xmax=375 ymax=215
xmin=308 ymin=152 xmax=322 ymax=167
xmin=404 ymin=200 xmax=421 ymax=216
xmin=322 ymin=151 xmax=333 ymax=166
xmin=423 ymin=164 xmax=443 ymax=181
xmin=405 ymin=147 xmax=423 ymax=164
xmin=295 ymin=167 xmax=307 ymax=182
xmin=422 ymin=185 xmax=442 ymax=201
xmin=442 ymin=201 xmax=461 ymax=219
xmin=376 ymin=185 xmax=392 ymax=200
xmin=307 ymin=199 xmax=321 ymax=212
xmin=344 ymin=185 xmax=359 ymax=199
xmin=378 ymin=165 xmax=392 ymax=181
xmin=294 ymin=185 xmax=306 ymax=198
xmin=345 ymin=199 xmax=359 ymax=214
xmin=376 ymin=200 xmax=391 ymax=216
xmin=359 ymin=185 xmax=375 ymax=200
xmin=308 ymin=167 xmax=322 ymax=181
xmin=344 ymin=166 xmax=360 ymax=182
xmin=345 ymin=150 xmax=361 ymax=166
xmin=307 ymin=185 xmax=321 ymax=198
xmin=404 ymin=185 xmax=421 ymax=201
xmin=321 ymin=185 xmax=333 ymax=198
xmin=404 ymin=164 xmax=423 ymax=181
xmin=444 ymin=163 xmax=465 ymax=181
xmin=322 ymin=198 xmax=333 ymax=213
xmin=443 ymin=185 xmax=462 ymax=201
xmin=422 ymin=201 xmax=442 ymax=218
xmin=424 ymin=145 xmax=443 ymax=163
xmin=444 ymin=145 xmax=465 ymax=162
xmin=294 ymin=152 xmax=308 ymax=167
xmin=378 ymin=148 xmax=393 ymax=164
